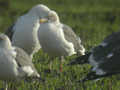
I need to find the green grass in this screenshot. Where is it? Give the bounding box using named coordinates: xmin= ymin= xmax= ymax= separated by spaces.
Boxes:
xmin=1 ymin=0 xmax=120 ymax=89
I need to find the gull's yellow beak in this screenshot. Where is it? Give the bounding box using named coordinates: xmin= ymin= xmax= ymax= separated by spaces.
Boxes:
xmin=40 ymin=18 xmax=48 ymax=23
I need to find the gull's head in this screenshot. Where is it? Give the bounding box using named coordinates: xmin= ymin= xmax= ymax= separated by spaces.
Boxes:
xmin=29 ymin=4 xmax=50 ymax=18
xmin=0 ymin=34 xmax=12 ymax=49
xmin=48 ymin=10 xmax=59 ymax=23
xmin=40 ymin=10 xmax=60 ymax=24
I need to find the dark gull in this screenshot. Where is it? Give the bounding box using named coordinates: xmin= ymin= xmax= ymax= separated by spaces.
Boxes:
xmin=68 ymin=31 xmax=120 ymax=82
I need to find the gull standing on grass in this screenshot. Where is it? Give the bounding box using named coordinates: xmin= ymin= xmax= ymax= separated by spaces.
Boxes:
xmin=5 ymin=4 xmax=51 ymax=58
xmin=38 ymin=8 xmax=85 ymax=72
xmin=0 ymin=34 xmax=40 ymax=90
xmin=68 ymin=31 xmax=120 ymax=82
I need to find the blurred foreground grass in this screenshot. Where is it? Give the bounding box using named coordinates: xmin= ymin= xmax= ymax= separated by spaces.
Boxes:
xmin=0 ymin=0 xmax=120 ymax=90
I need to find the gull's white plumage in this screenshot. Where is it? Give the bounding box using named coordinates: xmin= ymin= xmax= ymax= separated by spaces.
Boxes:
xmin=11 ymin=4 xmax=50 ymax=58
xmin=0 ymin=34 xmax=40 ymax=90
xmin=39 ymin=18 xmax=76 ymax=56
xmin=12 ymin=15 xmax=40 ymax=58
xmin=0 ymin=46 xmax=18 ymax=80
xmin=38 ymin=9 xmax=85 ymax=71
xmin=38 ymin=10 xmax=85 ymax=57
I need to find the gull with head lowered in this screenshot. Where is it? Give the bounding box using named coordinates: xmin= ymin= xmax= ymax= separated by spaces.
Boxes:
xmin=5 ymin=4 xmax=51 ymax=58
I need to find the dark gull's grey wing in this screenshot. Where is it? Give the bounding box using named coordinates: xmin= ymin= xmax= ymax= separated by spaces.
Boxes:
xmin=62 ymin=24 xmax=85 ymax=55
xmin=15 ymin=47 xmax=39 ymax=77
xmin=92 ymin=31 xmax=120 ymax=63
xmin=5 ymin=24 xmax=15 ymax=41
xmin=80 ymin=31 xmax=120 ymax=82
